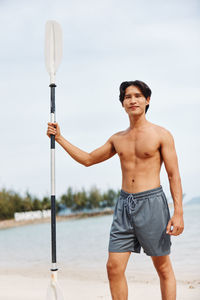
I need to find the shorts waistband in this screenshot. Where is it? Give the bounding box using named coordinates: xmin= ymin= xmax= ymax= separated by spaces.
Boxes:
xmin=120 ymin=185 xmax=163 ymax=200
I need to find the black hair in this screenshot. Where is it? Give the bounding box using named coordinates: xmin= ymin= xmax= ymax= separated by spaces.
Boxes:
xmin=119 ymin=80 xmax=152 ymax=113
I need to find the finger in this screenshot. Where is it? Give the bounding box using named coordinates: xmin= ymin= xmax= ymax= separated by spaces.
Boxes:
xmin=47 ymin=126 xmax=57 ymax=131
xmin=167 ymin=225 xmax=175 ymax=235
xmin=48 ymin=122 xmax=57 ymax=126
xmin=50 ymin=124 xmax=57 ymax=129
xmin=175 ymin=230 xmax=181 ymax=236
xmin=48 ymin=132 xmax=56 ymax=136
xmin=48 ymin=126 xmax=56 ymax=130
xmin=48 ymin=124 xmax=56 ymax=128
xmin=47 ymin=129 xmax=56 ymax=135
xmin=170 ymin=226 xmax=179 ymax=236
xmin=176 ymin=227 xmax=184 ymax=235
xmin=47 ymin=127 xmax=56 ymax=132
xmin=166 ymin=221 xmax=172 ymax=234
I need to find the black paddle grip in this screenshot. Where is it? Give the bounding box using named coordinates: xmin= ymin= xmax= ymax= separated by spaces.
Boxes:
xmin=50 ymin=83 xmax=56 ymax=114
xmin=50 ymin=84 xmax=56 ymax=149
xmin=51 ymin=195 xmax=57 ymax=264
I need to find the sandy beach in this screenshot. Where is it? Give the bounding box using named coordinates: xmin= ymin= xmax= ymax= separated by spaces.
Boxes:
xmin=1 ymin=272 xmax=200 ymax=300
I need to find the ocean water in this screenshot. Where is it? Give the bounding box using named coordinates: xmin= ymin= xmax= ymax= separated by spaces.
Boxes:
xmin=0 ymin=203 xmax=199 ymax=281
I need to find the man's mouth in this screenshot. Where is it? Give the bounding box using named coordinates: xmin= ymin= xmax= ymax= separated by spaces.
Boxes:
xmin=129 ymin=106 xmax=139 ymax=110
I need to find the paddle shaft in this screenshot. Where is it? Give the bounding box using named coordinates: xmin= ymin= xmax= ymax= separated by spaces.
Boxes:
xmin=50 ymin=83 xmax=58 ymax=271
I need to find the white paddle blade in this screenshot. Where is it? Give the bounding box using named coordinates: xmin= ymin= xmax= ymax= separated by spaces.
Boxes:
xmin=46 ymin=271 xmax=65 ymax=300
xmin=46 ymin=282 xmax=65 ymax=300
xmin=45 ymin=20 xmax=63 ymax=84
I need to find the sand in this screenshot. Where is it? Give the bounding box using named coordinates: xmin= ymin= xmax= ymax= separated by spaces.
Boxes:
xmin=1 ymin=272 xmax=200 ymax=300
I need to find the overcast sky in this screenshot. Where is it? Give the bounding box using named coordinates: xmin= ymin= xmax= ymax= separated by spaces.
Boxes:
xmin=0 ymin=0 xmax=199 ymax=202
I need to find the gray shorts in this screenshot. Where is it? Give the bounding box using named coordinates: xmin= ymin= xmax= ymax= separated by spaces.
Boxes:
xmin=108 ymin=186 xmax=172 ymax=256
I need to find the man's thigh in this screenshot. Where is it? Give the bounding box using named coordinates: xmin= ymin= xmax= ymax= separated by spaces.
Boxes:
xmin=107 ymin=252 xmax=131 ymax=272
xmin=151 ymin=254 xmax=174 ymax=274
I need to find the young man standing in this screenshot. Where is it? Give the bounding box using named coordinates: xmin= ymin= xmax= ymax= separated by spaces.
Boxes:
xmin=47 ymin=80 xmax=184 ymax=300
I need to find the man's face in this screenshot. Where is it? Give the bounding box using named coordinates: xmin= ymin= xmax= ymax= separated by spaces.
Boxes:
xmin=122 ymin=85 xmax=150 ymax=116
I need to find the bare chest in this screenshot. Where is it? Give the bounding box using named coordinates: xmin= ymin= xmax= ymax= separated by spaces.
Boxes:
xmin=114 ymin=133 xmax=161 ymax=160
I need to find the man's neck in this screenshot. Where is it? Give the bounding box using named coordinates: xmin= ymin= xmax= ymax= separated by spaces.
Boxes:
xmin=128 ymin=114 xmax=148 ymax=130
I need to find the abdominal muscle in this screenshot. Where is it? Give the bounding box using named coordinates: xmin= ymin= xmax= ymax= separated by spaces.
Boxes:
xmin=120 ymin=157 xmax=162 ymax=194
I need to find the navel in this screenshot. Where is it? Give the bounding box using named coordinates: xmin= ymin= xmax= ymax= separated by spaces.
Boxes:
xmin=119 ymin=152 xmax=123 ymax=156
xmin=132 ymin=179 xmax=135 ymax=183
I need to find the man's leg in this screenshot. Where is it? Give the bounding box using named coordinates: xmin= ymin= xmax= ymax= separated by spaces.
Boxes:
xmin=151 ymin=255 xmax=176 ymax=300
xmin=107 ymin=252 xmax=131 ymax=300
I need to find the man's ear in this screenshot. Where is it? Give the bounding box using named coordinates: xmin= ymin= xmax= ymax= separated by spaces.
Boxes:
xmin=146 ymin=96 xmax=150 ymax=105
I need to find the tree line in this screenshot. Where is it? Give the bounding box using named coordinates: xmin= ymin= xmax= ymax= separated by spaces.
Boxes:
xmin=0 ymin=186 xmax=120 ymax=220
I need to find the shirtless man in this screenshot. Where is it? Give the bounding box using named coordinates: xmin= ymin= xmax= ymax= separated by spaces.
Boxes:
xmin=47 ymin=80 xmax=184 ymax=300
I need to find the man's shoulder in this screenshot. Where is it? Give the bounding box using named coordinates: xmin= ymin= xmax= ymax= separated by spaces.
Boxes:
xmin=149 ymin=122 xmax=174 ymax=143
xmin=148 ymin=122 xmax=172 ymax=135
xmin=107 ymin=130 xmax=127 ymax=146
xmin=110 ymin=129 xmax=128 ymax=139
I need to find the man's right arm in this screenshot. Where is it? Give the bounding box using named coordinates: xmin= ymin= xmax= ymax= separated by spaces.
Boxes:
xmin=47 ymin=122 xmax=116 ymax=167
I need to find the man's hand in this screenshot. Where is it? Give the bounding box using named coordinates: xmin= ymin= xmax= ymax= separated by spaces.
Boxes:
xmin=47 ymin=122 xmax=61 ymax=141
xmin=166 ymin=214 xmax=184 ymax=236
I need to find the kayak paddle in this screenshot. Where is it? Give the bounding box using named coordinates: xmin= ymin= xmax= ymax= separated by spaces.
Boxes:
xmin=45 ymin=20 xmax=64 ymax=300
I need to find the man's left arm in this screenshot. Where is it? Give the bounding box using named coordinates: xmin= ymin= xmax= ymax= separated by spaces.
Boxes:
xmin=160 ymin=129 xmax=184 ymax=236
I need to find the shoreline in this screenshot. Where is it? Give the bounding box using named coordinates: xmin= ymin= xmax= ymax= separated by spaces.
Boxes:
xmin=0 ymin=201 xmax=177 ymax=231
xmin=0 ymin=209 xmax=114 ymax=230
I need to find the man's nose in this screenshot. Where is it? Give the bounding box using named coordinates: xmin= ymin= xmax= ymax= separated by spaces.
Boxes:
xmin=130 ymin=97 xmax=137 ymax=104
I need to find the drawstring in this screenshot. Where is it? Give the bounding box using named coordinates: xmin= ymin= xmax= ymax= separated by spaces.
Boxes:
xmin=126 ymin=194 xmax=137 ymax=215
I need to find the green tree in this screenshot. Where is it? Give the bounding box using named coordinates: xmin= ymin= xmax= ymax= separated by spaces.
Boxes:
xmin=0 ymin=189 xmax=23 ymax=220
xmin=72 ymin=188 xmax=88 ymax=211
xmin=60 ymin=187 xmax=74 ymax=208
xmin=0 ymin=186 xmax=121 ymax=220
xmin=32 ymin=197 xmax=42 ymax=211
xmin=102 ymin=189 xmax=117 ymax=207
xmin=87 ymin=186 xmax=102 ymax=209
xmin=41 ymin=196 xmax=51 ymax=210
